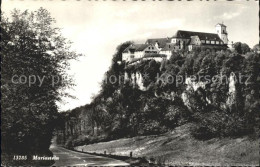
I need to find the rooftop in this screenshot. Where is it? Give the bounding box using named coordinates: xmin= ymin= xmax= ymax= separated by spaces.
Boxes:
xmin=146 ymin=38 xmax=171 ymax=48
xmin=123 ymin=44 xmax=150 ymax=52
xmin=216 ymin=23 xmax=227 ymax=27
xmin=173 ymin=30 xmax=222 ymax=41
xmin=161 ymin=43 xmax=178 ymax=51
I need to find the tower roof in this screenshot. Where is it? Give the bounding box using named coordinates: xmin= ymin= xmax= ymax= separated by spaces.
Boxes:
xmin=216 ymin=23 xmax=227 ymax=27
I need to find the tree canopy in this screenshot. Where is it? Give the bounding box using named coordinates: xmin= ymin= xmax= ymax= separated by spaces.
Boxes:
xmin=1 ymin=8 xmax=81 ymax=165
xmin=233 ymin=42 xmax=251 ymax=54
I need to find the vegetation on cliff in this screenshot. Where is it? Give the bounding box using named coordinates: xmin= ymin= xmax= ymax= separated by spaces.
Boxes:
xmin=57 ymin=41 xmax=259 ymax=149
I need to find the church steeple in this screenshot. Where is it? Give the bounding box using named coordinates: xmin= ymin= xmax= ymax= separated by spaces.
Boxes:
xmin=215 ymin=23 xmax=228 ymax=44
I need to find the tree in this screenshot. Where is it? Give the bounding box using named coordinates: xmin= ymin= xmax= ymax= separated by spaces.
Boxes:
xmin=1 ymin=8 xmax=81 ymax=165
xmin=252 ymin=43 xmax=259 ymax=52
xmin=234 ymin=42 xmax=251 ymax=54
xmin=169 ymin=51 xmax=185 ymax=67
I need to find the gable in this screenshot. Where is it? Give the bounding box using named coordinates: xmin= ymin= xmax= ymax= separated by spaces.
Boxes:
xmin=146 ymin=38 xmax=171 ymax=48
xmin=161 ymin=43 xmax=178 ymax=51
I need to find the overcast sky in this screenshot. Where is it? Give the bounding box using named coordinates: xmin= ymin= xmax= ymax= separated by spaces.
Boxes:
xmin=3 ymin=0 xmax=259 ymax=111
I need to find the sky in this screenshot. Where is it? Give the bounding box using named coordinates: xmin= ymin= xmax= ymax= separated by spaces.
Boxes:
xmin=3 ymin=0 xmax=259 ymax=111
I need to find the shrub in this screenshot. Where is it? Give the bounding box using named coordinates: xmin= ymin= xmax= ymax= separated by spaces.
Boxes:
xmin=164 ymin=105 xmax=189 ymax=128
xmin=191 ymin=110 xmax=253 ymax=140
xmin=64 ymin=137 xmax=73 ymax=149
xmin=138 ymin=120 xmax=167 ymax=135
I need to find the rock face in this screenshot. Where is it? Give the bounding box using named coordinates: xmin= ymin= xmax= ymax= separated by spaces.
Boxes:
xmin=185 ymin=77 xmax=206 ymax=91
xmin=226 ymin=72 xmax=237 ymax=110
xmin=126 ymin=71 xmax=146 ymax=91
xmin=124 ymin=72 xmax=129 ymax=81
xmin=181 ymin=74 xmax=237 ymax=110
xmin=181 ymin=77 xmax=207 ymax=108
xmin=125 ymin=69 xmax=237 ymax=111
xmin=136 ymin=72 xmax=146 ymax=91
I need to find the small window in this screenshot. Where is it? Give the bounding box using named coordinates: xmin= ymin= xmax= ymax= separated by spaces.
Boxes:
xmin=152 ymin=47 xmax=154 ymax=49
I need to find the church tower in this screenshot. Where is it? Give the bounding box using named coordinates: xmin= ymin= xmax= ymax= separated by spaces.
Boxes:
xmin=215 ymin=23 xmax=228 ymax=44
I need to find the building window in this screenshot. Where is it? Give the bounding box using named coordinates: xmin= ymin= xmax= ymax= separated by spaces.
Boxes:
xmin=201 ymin=40 xmax=205 ymax=43
xmin=211 ymin=41 xmax=215 ymax=44
xmin=216 ymin=41 xmax=220 ymax=45
xmin=130 ymin=55 xmax=134 ymax=58
xmin=152 ymin=47 xmax=154 ymax=49
xmin=206 ymin=40 xmax=210 ymax=44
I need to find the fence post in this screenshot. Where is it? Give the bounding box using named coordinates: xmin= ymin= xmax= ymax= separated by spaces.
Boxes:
xmin=130 ymin=152 xmax=133 ymax=158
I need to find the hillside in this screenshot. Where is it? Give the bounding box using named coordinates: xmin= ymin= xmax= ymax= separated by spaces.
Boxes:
xmin=56 ymin=42 xmax=260 ymax=166
xmin=75 ymin=123 xmax=258 ymax=166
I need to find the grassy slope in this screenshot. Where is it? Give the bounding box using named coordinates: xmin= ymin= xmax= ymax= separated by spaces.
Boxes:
xmin=75 ymin=124 xmax=258 ymax=166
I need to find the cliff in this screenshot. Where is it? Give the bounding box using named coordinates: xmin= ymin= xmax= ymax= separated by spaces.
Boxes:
xmin=57 ymin=46 xmax=259 ymax=152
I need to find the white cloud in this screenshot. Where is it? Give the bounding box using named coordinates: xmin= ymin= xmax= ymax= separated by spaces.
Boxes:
xmin=215 ymin=5 xmax=245 ymax=21
xmin=222 ymin=12 xmax=240 ymax=20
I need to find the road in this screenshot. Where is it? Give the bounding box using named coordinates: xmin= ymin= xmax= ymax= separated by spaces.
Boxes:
xmin=49 ymin=138 xmax=129 ymax=166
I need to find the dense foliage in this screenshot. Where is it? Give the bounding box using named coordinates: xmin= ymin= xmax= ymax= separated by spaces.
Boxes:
xmin=58 ymin=42 xmax=259 ymax=146
xmin=1 ymin=8 xmax=80 ymax=165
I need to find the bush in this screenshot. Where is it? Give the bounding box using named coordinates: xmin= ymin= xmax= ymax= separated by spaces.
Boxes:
xmin=191 ymin=110 xmax=253 ymax=140
xmin=64 ymin=137 xmax=73 ymax=149
xmin=164 ymin=105 xmax=189 ymax=128
xmin=138 ymin=120 xmax=167 ymax=135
